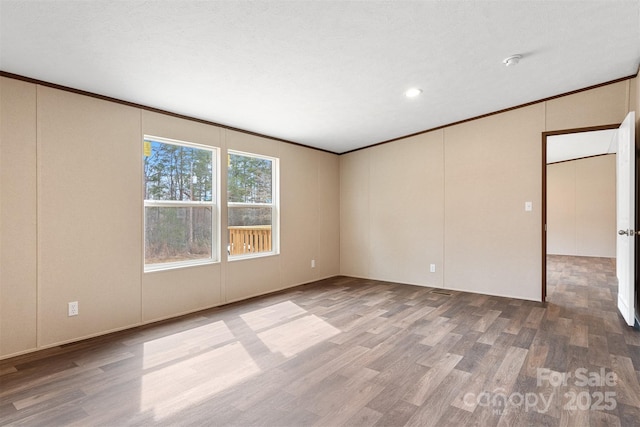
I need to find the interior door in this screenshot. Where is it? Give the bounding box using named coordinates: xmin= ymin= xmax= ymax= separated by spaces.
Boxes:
xmin=615 ymin=111 xmax=636 ymax=326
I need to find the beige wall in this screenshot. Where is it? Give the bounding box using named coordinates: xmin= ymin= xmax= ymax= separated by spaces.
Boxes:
xmin=37 ymin=86 xmax=143 ymax=346
xmin=0 ymin=78 xmax=340 ymax=359
xmin=340 ymin=80 xmax=631 ymax=301
xmin=340 ymin=131 xmax=444 ymax=287
xmin=444 ymin=104 xmax=543 ymax=300
xmin=547 ymin=155 xmax=616 ymax=258
xmin=545 ymin=81 xmax=630 ymax=131
xmin=1 ymin=78 xmax=38 ymax=356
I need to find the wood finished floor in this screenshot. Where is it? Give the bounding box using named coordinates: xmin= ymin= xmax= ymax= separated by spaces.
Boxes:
xmin=1 ymin=256 xmax=640 ymax=426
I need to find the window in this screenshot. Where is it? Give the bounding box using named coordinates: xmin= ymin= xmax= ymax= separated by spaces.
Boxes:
xmin=143 ymin=136 xmax=218 ymax=270
xmin=227 ymin=151 xmax=279 ymax=258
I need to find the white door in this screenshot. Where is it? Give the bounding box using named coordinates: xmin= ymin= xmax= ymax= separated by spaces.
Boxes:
xmin=615 ymin=111 xmax=636 ymax=326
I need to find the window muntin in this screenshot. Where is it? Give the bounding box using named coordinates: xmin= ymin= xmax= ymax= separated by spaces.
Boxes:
xmin=144 ymin=136 xmax=218 ymax=270
xmin=227 ymin=151 xmax=279 ymax=258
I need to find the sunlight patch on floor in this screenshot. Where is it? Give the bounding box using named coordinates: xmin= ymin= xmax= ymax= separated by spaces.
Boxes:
xmin=240 ymin=300 xmax=308 ymax=331
xmin=141 ymin=341 xmax=260 ymax=421
xmin=257 ymin=314 xmax=341 ymax=357
xmin=142 ymin=321 xmax=236 ymax=369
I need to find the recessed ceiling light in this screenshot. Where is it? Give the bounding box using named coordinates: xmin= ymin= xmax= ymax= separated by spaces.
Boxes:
xmin=405 ymin=88 xmax=423 ymax=98
xmin=503 ymin=54 xmax=522 ymax=67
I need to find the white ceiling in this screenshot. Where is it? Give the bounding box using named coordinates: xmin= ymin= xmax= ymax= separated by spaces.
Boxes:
xmin=547 ymin=129 xmax=617 ymax=164
xmin=1 ymin=1 xmax=639 ymax=154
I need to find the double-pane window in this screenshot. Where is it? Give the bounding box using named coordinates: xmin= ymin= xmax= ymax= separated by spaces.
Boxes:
xmin=227 ymin=151 xmax=279 ymax=258
xmin=143 ymin=136 xmax=218 ymax=270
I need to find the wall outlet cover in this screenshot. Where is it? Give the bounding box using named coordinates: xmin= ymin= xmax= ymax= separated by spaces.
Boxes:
xmin=68 ymin=301 xmax=79 ymax=316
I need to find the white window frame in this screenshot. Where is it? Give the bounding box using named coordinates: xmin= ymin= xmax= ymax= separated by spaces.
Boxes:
xmin=227 ymin=150 xmax=280 ymax=260
xmin=143 ymin=135 xmax=220 ymax=272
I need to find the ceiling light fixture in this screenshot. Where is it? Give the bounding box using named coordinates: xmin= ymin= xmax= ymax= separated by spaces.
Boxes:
xmin=503 ymin=54 xmax=522 ymax=67
xmin=405 ymin=88 xmax=422 ymax=98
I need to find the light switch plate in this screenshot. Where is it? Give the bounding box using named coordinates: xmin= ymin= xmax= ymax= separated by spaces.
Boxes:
xmin=525 ymin=201 xmax=533 ymax=212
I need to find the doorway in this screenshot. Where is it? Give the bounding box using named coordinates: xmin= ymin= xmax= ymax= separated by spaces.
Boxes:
xmin=541 ymin=124 xmax=620 ymax=301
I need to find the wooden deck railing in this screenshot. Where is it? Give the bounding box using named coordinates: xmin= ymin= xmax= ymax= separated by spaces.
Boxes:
xmin=228 ymin=226 xmax=272 ymax=255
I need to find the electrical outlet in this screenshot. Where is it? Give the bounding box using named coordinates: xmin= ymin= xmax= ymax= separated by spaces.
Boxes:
xmin=311 ymin=259 xmax=316 ymax=268
xmin=430 ymin=264 xmax=436 ymax=273
xmin=68 ymin=301 xmax=79 ymax=317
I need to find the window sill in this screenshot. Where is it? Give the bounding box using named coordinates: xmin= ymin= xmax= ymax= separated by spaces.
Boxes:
xmin=144 ymin=258 xmax=219 ymax=273
xmin=227 ymin=252 xmax=279 ymax=262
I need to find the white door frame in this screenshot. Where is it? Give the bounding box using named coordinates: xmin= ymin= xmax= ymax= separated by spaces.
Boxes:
xmin=541 ymin=124 xmax=622 ymax=302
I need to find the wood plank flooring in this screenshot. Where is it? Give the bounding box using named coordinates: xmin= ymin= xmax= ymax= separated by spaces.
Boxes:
xmin=1 ymin=255 xmax=639 ymax=426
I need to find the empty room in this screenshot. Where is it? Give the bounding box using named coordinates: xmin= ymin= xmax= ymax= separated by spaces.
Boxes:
xmin=1 ymin=1 xmax=640 ymax=426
